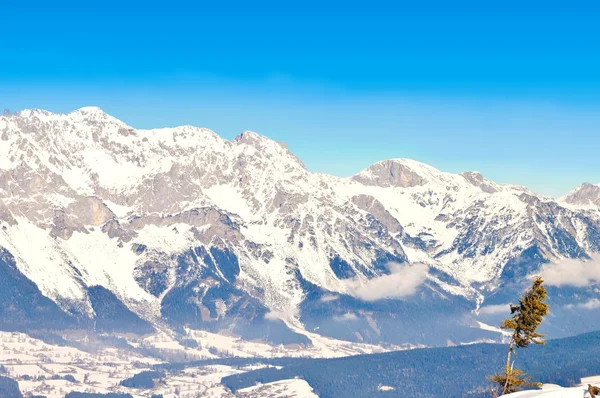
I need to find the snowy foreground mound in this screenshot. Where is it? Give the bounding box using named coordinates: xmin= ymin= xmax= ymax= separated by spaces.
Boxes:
xmin=237 ymin=379 xmax=318 ymax=397
xmin=509 ymin=388 xmax=587 ymax=397
xmin=509 ymin=383 xmax=599 ymax=397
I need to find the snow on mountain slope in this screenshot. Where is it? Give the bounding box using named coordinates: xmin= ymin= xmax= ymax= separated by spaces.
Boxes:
xmin=0 ymin=107 xmax=599 ymax=347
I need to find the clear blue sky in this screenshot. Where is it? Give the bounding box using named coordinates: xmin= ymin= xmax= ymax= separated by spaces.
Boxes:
xmin=1 ymin=1 xmax=599 ymax=197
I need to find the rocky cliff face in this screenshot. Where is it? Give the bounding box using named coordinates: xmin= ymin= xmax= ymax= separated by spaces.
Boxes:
xmin=0 ymin=107 xmax=599 ymax=346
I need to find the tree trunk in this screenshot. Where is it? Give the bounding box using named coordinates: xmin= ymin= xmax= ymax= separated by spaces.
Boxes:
xmin=502 ymin=340 xmax=514 ymax=395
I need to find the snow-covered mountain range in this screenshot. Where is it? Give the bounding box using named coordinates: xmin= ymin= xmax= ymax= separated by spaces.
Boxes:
xmin=1 ymin=107 xmax=599 ymax=347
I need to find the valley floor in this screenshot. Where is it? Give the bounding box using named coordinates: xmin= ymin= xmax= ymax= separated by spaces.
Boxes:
xmin=0 ymin=330 xmax=375 ymax=397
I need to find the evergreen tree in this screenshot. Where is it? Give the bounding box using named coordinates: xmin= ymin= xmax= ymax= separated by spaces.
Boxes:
xmin=488 ymin=277 xmax=549 ymax=395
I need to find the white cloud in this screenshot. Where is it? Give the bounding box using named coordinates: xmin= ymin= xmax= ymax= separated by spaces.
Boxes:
xmin=341 ymin=262 xmax=428 ymax=301
xmin=540 ymin=255 xmax=600 ymax=287
xmin=478 ymin=304 xmax=511 ymax=315
xmin=319 ymin=294 xmax=339 ymax=303
xmin=264 ymin=311 xmax=280 ymax=321
xmin=333 ymin=313 xmax=359 ymax=322
xmin=565 ymin=299 xmax=600 ymax=310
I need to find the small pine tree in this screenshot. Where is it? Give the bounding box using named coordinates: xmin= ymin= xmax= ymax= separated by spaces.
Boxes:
xmin=488 ymin=277 xmax=549 ymax=395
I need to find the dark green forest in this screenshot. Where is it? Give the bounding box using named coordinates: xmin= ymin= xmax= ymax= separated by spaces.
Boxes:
xmin=216 ymin=330 xmax=600 ymax=397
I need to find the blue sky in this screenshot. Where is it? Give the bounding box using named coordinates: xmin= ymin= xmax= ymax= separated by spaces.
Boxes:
xmin=1 ymin=1 xmax=599 ymax=197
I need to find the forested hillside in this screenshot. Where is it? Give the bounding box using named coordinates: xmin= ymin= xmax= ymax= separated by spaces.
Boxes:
xmin=220 ymin=330 xmax=600 ymax=397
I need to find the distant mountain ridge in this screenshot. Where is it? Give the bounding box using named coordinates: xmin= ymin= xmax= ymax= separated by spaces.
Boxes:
xmin=0 ymin=107 xmax=599 ymax=347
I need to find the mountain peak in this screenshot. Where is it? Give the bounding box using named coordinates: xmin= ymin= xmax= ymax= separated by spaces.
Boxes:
xmin=69 ymin=106 xmax=121 ymax=124
xmin=351 ymin=159 xmax=426 ymax=188
xmin=233 ymin=130 xmax=306 ymax=170
xmin=563 ymin=182 xmax=600 ymax=207
xmin=351 ymin=158 xmax=460 ymax=188
xmin=234 ymin=130 xmax=270 ymax=143
xmin=582 ymin=182 xmax=600 ymax=188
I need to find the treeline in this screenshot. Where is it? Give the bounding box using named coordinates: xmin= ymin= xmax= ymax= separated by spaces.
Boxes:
xmin=119 ymin=370 xmax=165 ymax=389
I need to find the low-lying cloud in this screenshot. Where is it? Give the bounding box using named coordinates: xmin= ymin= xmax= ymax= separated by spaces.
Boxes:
xmin=540 ymin=255 xmax=600 ymax=287
xmin=333 ymin=313 xmax=359 ymax=322
xmin=478 ymin=304 xmax=511 ymax=315
xmin=319 ymin=294 xmax=340 ymax=303
xmin=341 ymin=262 xmax=428 ymax=301
xmin=264 ymin=311 xmax=280 ymax=321
xmin=565 ymin=299 xmax=600 ymax=310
